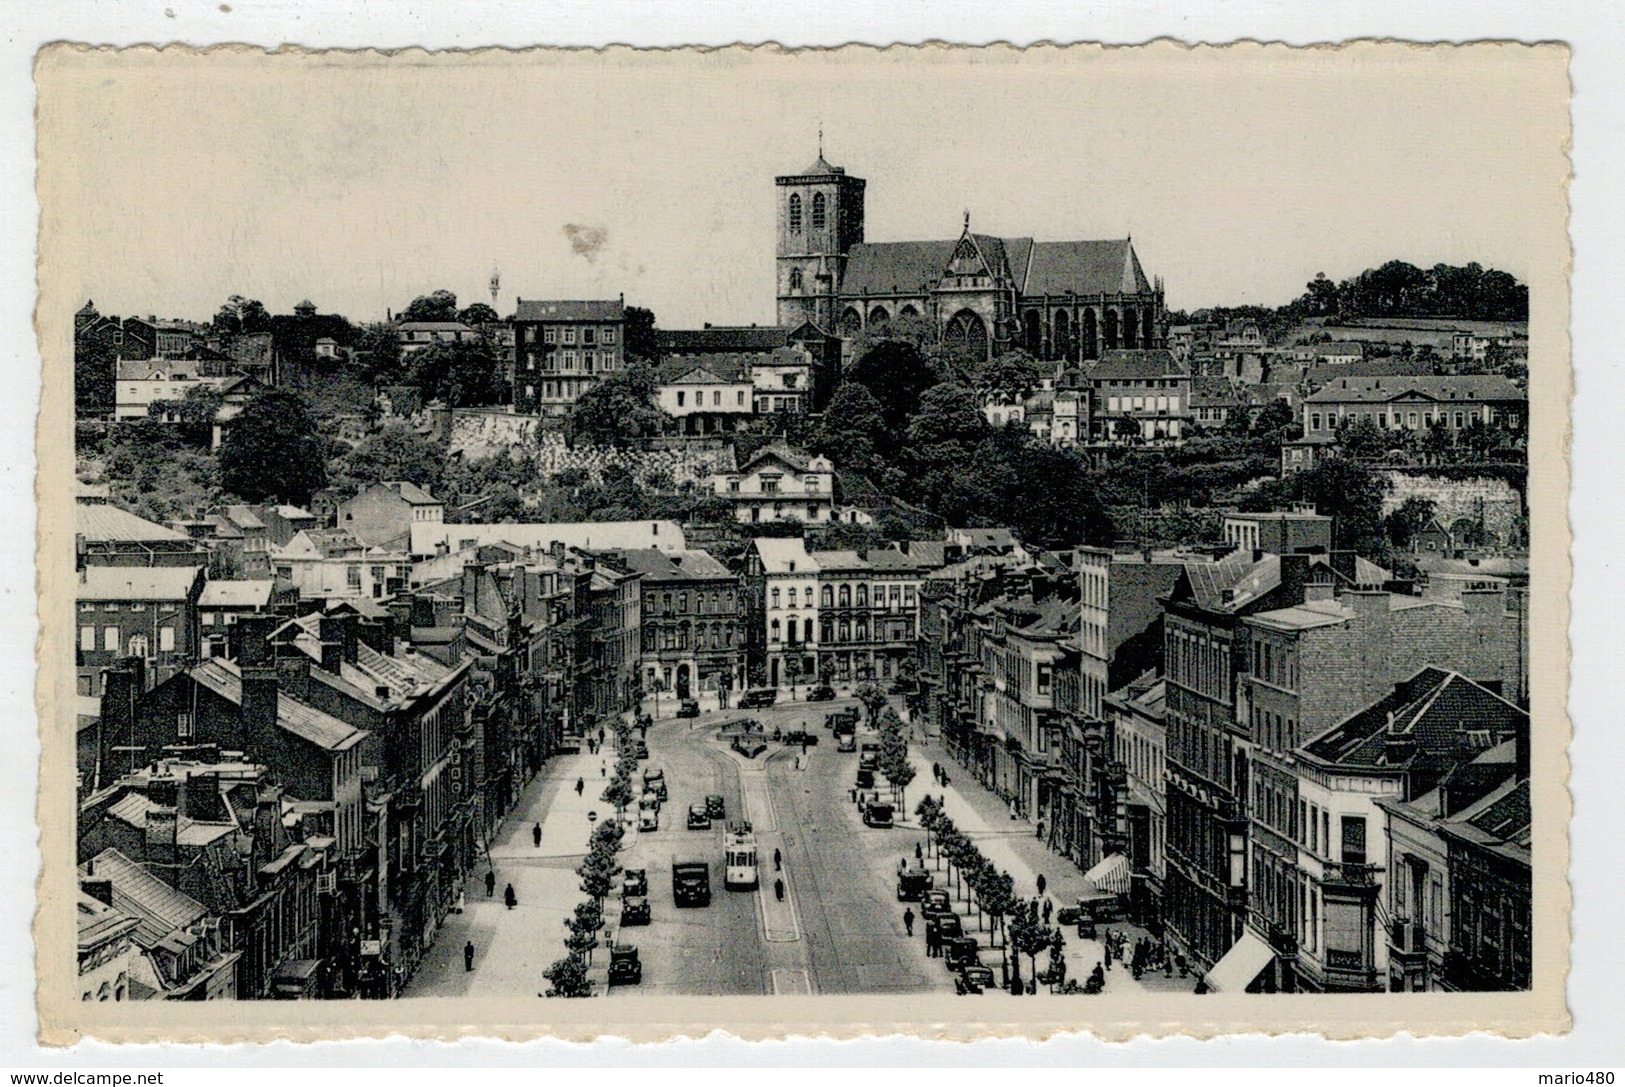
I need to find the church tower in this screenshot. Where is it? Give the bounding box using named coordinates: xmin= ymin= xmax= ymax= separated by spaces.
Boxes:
xmin=775 ymin=144 xmax=865 ymax=331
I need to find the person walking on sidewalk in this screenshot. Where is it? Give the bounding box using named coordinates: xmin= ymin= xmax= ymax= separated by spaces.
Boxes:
xmin=1036 ymin=873 xmax=1047 ymax=897
xmin=903 ymin=907 xmax=916 ymax=937
xmin=485 ymin=870 xmax=496 ymax=898
xmin=774 ymin=878 xmax=785 ymax=902
xmin=773 ymin=848 xmax=782 ymax=872
xmin=533 ymin=822 xmax=542 ymax=849
xmin=464 ymin=940 xmax=475 ymax=972
xmin=1036 ymin=820 xmax=1045 ymax=842
xmin=915 ymin=842 xmax=924 ymax=861
xmin=575 ymin=776 xmax=585 ymax=797
xmin=504 ymin=883 xmax=517 ymax=910
xmin=1042 ymin=898 xmax=1053 ymax=925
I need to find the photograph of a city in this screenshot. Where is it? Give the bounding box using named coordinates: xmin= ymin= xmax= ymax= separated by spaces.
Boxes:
xmin=62 ymin=51 xmax=1539 ymax=1008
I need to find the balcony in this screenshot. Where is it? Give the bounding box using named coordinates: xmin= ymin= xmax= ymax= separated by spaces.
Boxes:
xmin=1321 ymin=861 xmax=1380 ymax=889
xmin=1388 ymin=917 xmax=1428 ymax=961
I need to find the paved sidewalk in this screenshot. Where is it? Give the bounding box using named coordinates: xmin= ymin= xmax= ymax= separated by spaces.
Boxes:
xmin=897 ymin=737 xmax=1192 ymax=996
xmin=404 ymin=749 xmax=615 ymax=998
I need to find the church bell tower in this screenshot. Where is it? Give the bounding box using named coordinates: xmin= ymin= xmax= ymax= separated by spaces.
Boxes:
xmin=775 ymin=140 xmax=865 ymax=331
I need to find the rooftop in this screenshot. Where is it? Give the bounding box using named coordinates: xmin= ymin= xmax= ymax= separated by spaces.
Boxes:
xmin=512 ymin=299 xmax=624 ymax=323
xmin=1303 ymin=374 xmax=1526 ymax=405
xmin=77 ymin=565 xmax=201 ymax=603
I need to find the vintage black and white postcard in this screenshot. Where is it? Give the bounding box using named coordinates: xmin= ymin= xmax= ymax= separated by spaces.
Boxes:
xmin=32 ymin=41 xmax=1571 ymax=1043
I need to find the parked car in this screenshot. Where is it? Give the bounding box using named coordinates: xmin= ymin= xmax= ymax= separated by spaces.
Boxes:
xmin=620 ymin=895 xmax=650 ymax=926
xmin=622 ymin=868 xmax=648 ymax=898
xmin=955 ymin=964 xmax=995 ymax=995
xmin=642 ymin=766 xmax=667 ymax=800
xmin=676 ymin=699 xmax=700 ymax=718
xmin=807 ymin=684 xmax=836 ymax=702
xmin=686 ymin=803 xmax=712 ymax=830
xmin=926 ymin=911 xmax=963 ymax=944
xmin=854 ymin=768 xmax=875 ymax=790
xmin=732 ymin=735 xmax=768 ymax=758
xmin=858 ymin=743 xmax=881 ymax=771
xmin=943 ymin=934 xmax=981 ymax=971
xmin=862 ymin=802 xmax=895 ymax=828
xmin=632 ymin=739 xmax=649 ymax=760
xmin=638 ymin=806 xmax=659 ymax=832
xmin=607 ymin=945 xmax=642 ymax=986
xmin=921 ymin=889 xmax=952 ymax=917
xmin=836 ymin=731 xmax=857 ymax=753
xmin=738 ymin=688 xmax=779 ymax=709
xmin=784 ymin=729 xmax=818 ymax=747
xmin=897 ymin=865 xmax=933 ymax=902
xmin=704 ymin=794 xmax=726 ymax=819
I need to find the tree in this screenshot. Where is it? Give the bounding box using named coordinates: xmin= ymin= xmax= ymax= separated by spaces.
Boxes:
xmin=1385 ymin=495 xmax=1437 ymax=550
xmin=218 ymin=389 xmax=327 ymax=504
xmin=353 ymin=323 xmax=404 ymax=382
xmin=1251 ymin=399 xmax=1297 ymax=442
xmin=161 ymin=384 xmax=226 ymax=448
xmin=972 ymin=350 xmax=1044 ymax=401
xmin=213 ymin=295 xmax=270 ymax=335
xmin=647 ymin=675 xmax=668 ymax=718
xmin=337 ymin=421 xmax=444 ymax=494
xmin=854 ymin=681 xmax=887 ymax=726
xmin=814 ymin=383 xmax=886 ymax=469
xmin=542 ymin=955 xmax=593 ymax=998
xmin=881 ymin=743 xmax=916 ymax=812
xmin=404 ymin=337 xmax=508 ymax=408
xmin=848 ymin=338 xmax=943 ymax=442
xmin=1336 ymin=417 xmax=1388 ymax=461
xmin=567 ymin=363 xmax=664 ymax=448
xmin=623 ymin=306 xmax=658 ymax=363
xmin=401 ymin=289 xmax=459 ymax=323
xmin=74 ymin=340 xmax=118 ymax=416
xmin=457 ymin=302 xmax=500 ymax=327
xmin=1282 ymin=455 xmax=1392 ymax=559
xmin=784 ymin=656 xmax=802 ymax=701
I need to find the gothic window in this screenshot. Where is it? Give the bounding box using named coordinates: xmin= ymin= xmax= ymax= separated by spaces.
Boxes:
xmin=899 ymin=304 xmax=920 ymax=318
xmin=839 ymin=308 xmax=862 ymax=337
xmin=811 ymin=192 xmax=827 ymax=230
xmin=944 ymin=309 xmax=988 ymax=360
xmin=1105 ymin=309 xmax=1120 ymax=350
xmin=1143 ymin=307 xmax=1155 ymax=346
xmin=1023 ymin=310 xmax=1043 ymax=356
xmin=789 ymin=268 xmax=803 ymax=292
xmin=1123 ymin=306 xmax=1139 ymax=349
xmin=867 ymin=305 xmax=890 ymax=328
xmin=1082 ymin=308 xmax=1099 ymax=360
xmin=788 ymin=193 xmax=803 ymax=233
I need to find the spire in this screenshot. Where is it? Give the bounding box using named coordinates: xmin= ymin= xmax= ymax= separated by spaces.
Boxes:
xmin=818 ymin=124 xmax=824 ymax=159
xmin=963 ymin=209 xmax=971 ymax=232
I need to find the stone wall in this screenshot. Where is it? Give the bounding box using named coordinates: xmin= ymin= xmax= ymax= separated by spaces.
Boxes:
xmin=1381 ymin=471 xmax=1524 ymax=541
xmin=441 ymin=408 xmax=737 ymax=486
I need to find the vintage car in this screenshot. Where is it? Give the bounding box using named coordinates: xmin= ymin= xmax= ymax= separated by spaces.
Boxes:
xmin=641 ymin=766 xmax=667 ymax=800
xmin=686 ymin=803 xmax=712 ymax=830
xmin=854 ymin=768 xmax=876 ymax=791
xmin=607 ymin=945 xmax=642 ymax=986
xmin=784 ymin=729 xmax=818 ymax=747
xmin=637 ymin=806 xmax=659 ymax=832
xmin=897 ymin=865 xmax=933 ymax=902
xmin=676 ymin=699 xmax=701 ymax=718
xmin=955 ymin=964 xmax=995 ymax=995
xmin=807 ymin=684 xmax=836 ymax=702
xmin=620 ymin=895 xmax=650 ymax=926
xmin=622 ymin=868 xmax=648 ymax=897
xmin=632 ymin=739 xmax=650 ymax=760
xmin=738 ymin=688 xmax=779 ymax=709
xmin=920 ymin=889 xmax=953 ymax=917
xmin=943 ymin=935 xmax=981 ymax=971
xmin=705 ymin=794 xmax=726 ymax=819
xmin=926 ymin=910 xmax=964 ymax=944
xmin=862 ymin=802 xmax=895 ymax=828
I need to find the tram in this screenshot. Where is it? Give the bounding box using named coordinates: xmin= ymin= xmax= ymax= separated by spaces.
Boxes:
xmin=723 ymin=820 xmax=758 ymax=890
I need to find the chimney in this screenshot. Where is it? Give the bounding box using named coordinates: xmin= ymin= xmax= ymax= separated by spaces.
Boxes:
xmin=237 ymin=615 xmax=280 ymax=764
xmin=1305 ymin=580 xmax=1335 ymax=604
xmin=317 ymin=615 xmax=346 ymax=673
xmin=145 ymin=805 xmax=179 ymax=867
xmin=81 ymin=875 xmax=114 ymax=908
xmin=1277 ymin=552 xmax=1310 ymax=605
xmin=99 ymin=657 xmax=147 ymax=781
xmin=147 ymin=773 xmax=184 ymax=816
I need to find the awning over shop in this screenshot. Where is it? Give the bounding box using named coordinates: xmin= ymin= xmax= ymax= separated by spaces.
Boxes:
xmin=1082 ymin=852 xmax=1131 ymax=896
xmin=1201 ymin=929 xmax=1276 ymax=994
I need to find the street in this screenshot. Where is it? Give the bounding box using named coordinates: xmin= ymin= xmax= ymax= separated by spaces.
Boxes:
xmin=407 ymin=694 xmax=950 ymax=998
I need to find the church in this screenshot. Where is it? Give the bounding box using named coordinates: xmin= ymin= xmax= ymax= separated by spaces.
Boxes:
xmin=775 ymin=151 xmax=1166 ymax=363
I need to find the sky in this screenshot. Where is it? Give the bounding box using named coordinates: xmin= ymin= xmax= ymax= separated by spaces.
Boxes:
xmin=37 ymin=44 xmax=1566 ymax=330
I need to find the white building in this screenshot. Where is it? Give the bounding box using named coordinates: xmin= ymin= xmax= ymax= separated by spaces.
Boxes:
xmin=750 ymin=537 xmax=821 ymax=688
xmin=709 ymin=445 xmax=837 ymax=524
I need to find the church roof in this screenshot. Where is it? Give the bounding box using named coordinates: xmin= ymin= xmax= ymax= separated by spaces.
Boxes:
xmin=1022 ymin=239 xmax=1151 ymax=297
xmin=660 ymin=327 xmax=794 ymax=354
xmin=841 ymin=235 xmax=1152 ymax=299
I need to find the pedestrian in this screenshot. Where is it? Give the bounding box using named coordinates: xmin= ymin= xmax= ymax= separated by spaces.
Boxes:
xmin=1009 ymin=800 xmax=1018 ymax=821
xmin=903 ymin=907 xmax=916 ymax=936
xmin=915 ymin=842 xmax=924 ymax=861
xmin=464 ymin=940 xmax=475 ymax=972
xmin=773 ymin=847 xmax=782 ymax=872
xmin=575 ymin=776 xmax=585 ymax=797
xmin=601 ymin=762 xmax=607 ymax=778
xmin=926 ymin=926 xmax=940 ymax=957
xmin=533 ymin=822 xmax=542 ymax=849
xmin=774 ymin=878 xmax=785 ymax=902
xmin=1036 ymin=873 xmax=1047 ymax=897
xmin=485 ymin=869 xmax=496 ymax=898
xmin=598 ymin=726 xmax=606 ymax=744
xmin=504 ymin=883 xmax=517 ymax=910
xmin=932 ymin=761 xmax=941 ymax=783
xmin=1042 ymin=898 xmax=1053 ymax=925
xmin=1036 ymin=820 xmax=1045 ymax=841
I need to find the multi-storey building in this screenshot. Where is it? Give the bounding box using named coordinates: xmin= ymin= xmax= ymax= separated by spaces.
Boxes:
xmin=1300 ymin=375 xmax=1527 ymax=443
xmin=611 ymin=547 xmax=743 ymax=701
xmin=744 ymin=537 xmax=820 ymax=690
xmin=1221 ymin=507 xmax=1333 ymax=556
xmin=273 ymin=529 xmax=411 ymax=603
xmin=810 ymin=548 xmax=921 ymax=685
xmin=76 ymin=565 xmax=205 ymax=696
xmin=658 ymin=325 xmax=843 ymax=411
xmin=1161 ymin=550 xmax=1310 ymax=980
xmin=510 ymin=298 xmax=625 ymax=416
xmin=1109 ymin=672 xmax=1168 ymax=930
xmin=337 ymin=482 xmax=445 ymax=552
xmin=709 ymin=445 xmax=838 ymax=525
xmin=1085 ymin=349 xmax=1192 ymax=446
xmin=1076 ymin=546 xmax=1186 ymax=724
